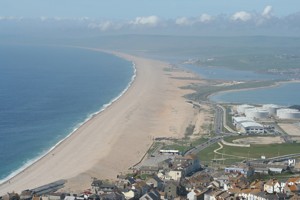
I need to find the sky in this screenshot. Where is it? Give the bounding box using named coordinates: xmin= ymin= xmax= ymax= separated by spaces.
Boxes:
xmin=1 ymin=0 xmax=300 ymax=36
xmin=1 ymin=0 xmax=299 ymax=19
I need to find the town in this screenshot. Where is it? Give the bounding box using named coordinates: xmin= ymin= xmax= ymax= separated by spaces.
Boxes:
xmin=2 ymin=102 xmax=300 ymax=200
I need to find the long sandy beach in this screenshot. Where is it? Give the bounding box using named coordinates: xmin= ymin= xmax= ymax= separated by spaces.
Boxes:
xmin=0 ymin=50 xmax=199 ymax=194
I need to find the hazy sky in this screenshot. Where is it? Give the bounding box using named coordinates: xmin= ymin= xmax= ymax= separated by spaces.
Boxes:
xmin=1 ymin=0 xmax=300 ymax=36
xmin=1 ymin=0 xmax=299 ymax=19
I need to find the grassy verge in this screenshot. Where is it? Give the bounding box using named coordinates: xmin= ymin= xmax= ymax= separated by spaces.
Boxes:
xmin=224 ymin=105 xmax=236 ymax=131
xmin=183 ymin=80 xmax=277 ymax=102
xmin=221 ymin=143 xmax=300 ymax=159
xmin=198 ymin=142 xmax=300 ymax=166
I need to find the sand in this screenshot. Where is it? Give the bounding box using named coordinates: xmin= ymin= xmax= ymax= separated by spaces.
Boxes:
xmin=278 ymin=123 xmax=300 ymax=136
xmin=0 ymin=51 xmax=199 ymax=195
xmin=233 ymin=136 xmax=284 ymax=145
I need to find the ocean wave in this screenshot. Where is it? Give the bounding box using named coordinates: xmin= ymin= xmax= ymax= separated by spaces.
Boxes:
xmin=0 ymin=61 xmax=137 ymax=185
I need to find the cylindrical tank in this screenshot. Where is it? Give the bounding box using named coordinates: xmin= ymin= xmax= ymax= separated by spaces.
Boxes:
xmin=277 ymin=109 xmax=300 ymax=119
xmin=245 ymin=108 xmax=269 ymax=119
xmin=237 ymin=104 xmax=255 ymax=114
xmin=262 ymin=104 xmax=282 ymax=116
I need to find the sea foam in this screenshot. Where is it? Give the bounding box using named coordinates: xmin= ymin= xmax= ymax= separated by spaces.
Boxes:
xmin=0 ymin=61 xmax=136 ymax=185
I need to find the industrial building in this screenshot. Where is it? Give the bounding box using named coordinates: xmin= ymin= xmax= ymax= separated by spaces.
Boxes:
xmin=237 ymin=104 xmax=255 ymax=114
xmin=245 ymin=108 xmax=269 ymax=119
xmin=240 ymin=122 xmax=264 ymax=134
xmin=277 ymin=109 xmax=300 ymax=119
xmin=232 ymin=116 xmax=254 ymax=128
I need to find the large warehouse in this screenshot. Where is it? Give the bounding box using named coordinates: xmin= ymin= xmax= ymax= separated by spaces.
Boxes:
xmin=277 ymin=109 xmax=300 ymax=119
xmin=232 ymin=116 xmax=254 ymax=128
xmin=240 ymin=122 xmax=265 ymax=134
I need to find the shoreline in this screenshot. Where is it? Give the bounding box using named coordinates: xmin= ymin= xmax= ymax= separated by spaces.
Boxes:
xmin=0 ymin=49 xmax=197 ymax=195
xmin=0 ymin=57 xmax=137 ymax=185
xmin=207 ymin=79 xmax=300 ymax=105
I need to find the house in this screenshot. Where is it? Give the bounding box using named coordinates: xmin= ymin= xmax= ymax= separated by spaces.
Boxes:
xmin=286 ymin=177 xmax=300 ymax=185
xmin=146 ymin=175 xmax=164 ymax=191
xmin=139 ymin=166 xmax=159 ymax=175
xmin=122 ymin=190 xmax=135 ymax=200
xmin=47 ymin=193 xmax=67 ymax=200
xmin=285 ymin=177 xmax=300 ymax=194
xmin=182 ymin=173 xmax=214 ymax=191
xmin=132 ymin=181 xmax=151 ymax=198
xmin=87 ymin=194 xmax=100 ymax=200
xmin=64 ymin=196 xmax=76 ymax=200
xmin=173 ymin=154 xmax=200 ymax=176
xmin=139 ymin=190 xmax=160 ymax=200
xmin=19 ymin=190 xmax=32 ymax=200
xmin=249 ymin=180 xmax=265 ymax=191
xmin=236 ymin=188 xmax=261 ymax=200
xmin=91 ymin=180 xmax=117 ymax=194
xmin=254 ymin=167 xmax=269 ymax=174
xmin=157 ymin=169 xmax=183 ymax=182
xmin=167 ymin=170 xmax=183 ymax=182
xmin=228 ymin=174 xmax=249 ymax=190
xmin=99 ymin=191 xmax=125 ymax=200
xmin=164 ymin=181 xmax=178 ymax=199
xmin=224 ymin=165 xmax=254 ymax=178
xmin=250 ymin=163 xmax=287 ymax=175
xmin=264 ymin=179 xmax=285 ymax=194
xmin=269 ymin=167 xmax=283 ymax=174
xmin=187 ymin=189 xmax=204 ymax=200
xmin=204 ymin=190 xmax=228 ymax=200
xmin=116 ymin=176 xmax=135 ymax=189
xmin=215 ymin=175 xmax=229 ymax=189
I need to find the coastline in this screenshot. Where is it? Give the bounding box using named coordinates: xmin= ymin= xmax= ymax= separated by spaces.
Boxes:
xmin=0 ymin=50 xmax=197 ymax=194
xmin=207 ymin=79 xmax=300 ymax=104
xmin=0 ymin=57 xmax=137 ymax=185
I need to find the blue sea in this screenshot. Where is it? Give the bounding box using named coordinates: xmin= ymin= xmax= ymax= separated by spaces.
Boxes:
xmin=0 ymin=44 xmax=134 ymax=182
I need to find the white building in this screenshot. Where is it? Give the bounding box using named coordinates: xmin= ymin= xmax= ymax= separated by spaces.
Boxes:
xmin=277 ymin=109 xmax=300 ymax=119
xmin=263 ymin=104 xmax=282 ymax=116
xmin=245 ymin=108 xmax=269 ymax=119
xmin=237 ymin=104 xmax=255 ymax=114
xmin=232 ymin=116 xmax=254 ymax=129
xmin=240 ymin=122 xmax=264 ymax=134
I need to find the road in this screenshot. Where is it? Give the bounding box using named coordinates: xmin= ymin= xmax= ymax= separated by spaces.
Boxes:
xmin=248 ymin=153 xmax=300 ymax=164
xmin=183 ymin=102 xmax=237 ymax=156
xmin=213 ymin=104 xmax=224 ymax=135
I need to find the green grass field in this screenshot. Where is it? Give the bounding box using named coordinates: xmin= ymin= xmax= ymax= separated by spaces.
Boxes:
xmin=198 ymin=141 xmax=300 ymax=166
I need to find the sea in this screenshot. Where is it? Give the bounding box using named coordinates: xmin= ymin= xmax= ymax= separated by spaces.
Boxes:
xmin=0 ymin=44 xmax=134 ymax=182
xmin=182 ymin=64 xmax=300 ymax=106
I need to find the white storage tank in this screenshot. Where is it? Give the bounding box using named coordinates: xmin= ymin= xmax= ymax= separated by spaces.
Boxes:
xmin=262 ymin=104 xmax=282 ymax=116
xmin=277 ymin=109 xmax=300 ymax=119
xmin=237 ymin=104 xmax=255 ymax=114
xmin=245 ymin=108 xmax=269 ymax=119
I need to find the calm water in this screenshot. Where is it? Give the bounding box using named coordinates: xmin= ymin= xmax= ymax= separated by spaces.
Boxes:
xmin=181 ymin=64 xmax=300 ymax=106
xmin=184 ymin=64 xmax=284 ymax=81
xmin=0 ymin=44 xmax=134 ymax=181
xmin=210 ymin=82 xmax=300 ymax=106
